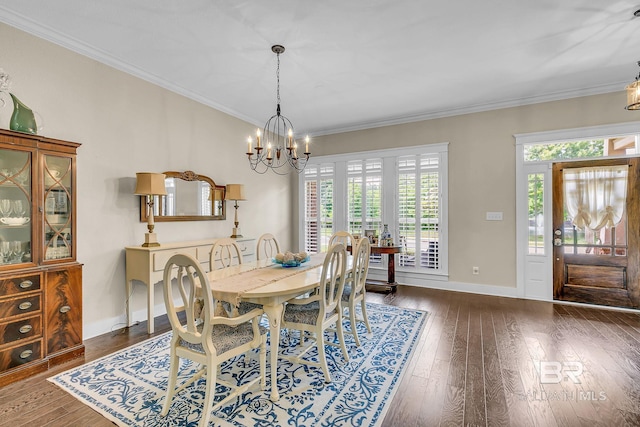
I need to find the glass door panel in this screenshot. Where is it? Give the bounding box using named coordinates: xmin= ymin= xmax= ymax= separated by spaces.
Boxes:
xmin=43 ymin=155 xmax=72 ymax=260
xmin=0 ymin=148 xmax=32 ymax=265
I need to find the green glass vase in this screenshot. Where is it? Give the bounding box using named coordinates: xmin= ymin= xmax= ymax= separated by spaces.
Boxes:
xmin=9 ymin=93 xmax=37 ymax=135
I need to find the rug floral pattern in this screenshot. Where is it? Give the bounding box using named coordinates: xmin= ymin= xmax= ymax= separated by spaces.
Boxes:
xmin=49 ymin=303 xmax=426 ymax=427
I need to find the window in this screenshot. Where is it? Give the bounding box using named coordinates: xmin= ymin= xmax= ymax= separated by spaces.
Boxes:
xmin=300 ymin=143 xmax=448 ymax=277
xmin=398 ymin=154 xmax=440 ymax=269
xmin=347 ymin=159 xmax=383 ymax=236
xmin=528 ymin=173 xmax=544 ymax=255
xmin=303 ymin=164 xmax=334 ymax=253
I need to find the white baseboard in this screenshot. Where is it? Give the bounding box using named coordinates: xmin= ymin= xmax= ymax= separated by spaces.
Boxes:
xmin=405 ymin=279 xmax=519 ymax=299
xmin=367 ymin=268 xmax=519 ymax=299
xmin=84 ymin=304 xmax=167 ymax=340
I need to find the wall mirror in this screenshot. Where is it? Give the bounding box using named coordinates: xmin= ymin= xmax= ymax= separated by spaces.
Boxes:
xmin=139 ymin=170 xmax=226 ymax=222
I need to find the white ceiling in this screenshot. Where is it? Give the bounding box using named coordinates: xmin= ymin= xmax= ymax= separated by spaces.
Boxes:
xmin=0 ymin=0 xmax=639 ymax=136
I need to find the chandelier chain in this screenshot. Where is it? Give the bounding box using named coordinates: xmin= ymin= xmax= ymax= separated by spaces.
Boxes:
xmin=276 ymin=51 xmax=281 ymax=107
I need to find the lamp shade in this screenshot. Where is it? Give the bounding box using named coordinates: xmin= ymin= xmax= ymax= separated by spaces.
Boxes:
xmin=626 ymin=80 xmax=640 ymax=110
xmin=225 ymin=184 xmax=246 ymax=201
xmin=134 ymin=172 xmax=167 ymax=195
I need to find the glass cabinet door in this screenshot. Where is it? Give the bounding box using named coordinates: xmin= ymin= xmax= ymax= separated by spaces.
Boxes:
xmin=43 ymin=154 xmax=72 ymax=260
xmin=0 ymin=148 xmax=32 ymax=266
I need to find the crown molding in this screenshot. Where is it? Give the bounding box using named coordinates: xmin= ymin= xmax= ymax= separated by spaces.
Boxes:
xmin=310 ymin=83 xmax=626 ymax=136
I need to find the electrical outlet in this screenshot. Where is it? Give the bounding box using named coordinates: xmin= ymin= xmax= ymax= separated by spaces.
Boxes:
xmin=472 ymin=266 xmax=480 ymax=275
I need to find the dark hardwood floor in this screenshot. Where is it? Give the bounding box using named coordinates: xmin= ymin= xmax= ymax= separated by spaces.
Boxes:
xmin=1 ymin=286 xmax=639 ymax=426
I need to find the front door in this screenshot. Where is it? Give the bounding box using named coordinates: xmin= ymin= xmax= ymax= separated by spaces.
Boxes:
xmin=552 ymin=158 xmax=640 ymax=308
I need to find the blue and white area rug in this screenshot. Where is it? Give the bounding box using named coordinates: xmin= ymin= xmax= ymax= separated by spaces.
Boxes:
xmin=49 ymin=303 xmax=427 ymax=427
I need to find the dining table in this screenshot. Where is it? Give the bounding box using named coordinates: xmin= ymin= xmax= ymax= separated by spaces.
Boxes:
xmin=205 ymin=252 xmax=328 ymax=402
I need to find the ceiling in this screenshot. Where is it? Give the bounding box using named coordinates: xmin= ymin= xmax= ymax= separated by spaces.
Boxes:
xmin=0 ymin=1 xmax=639 ymax=136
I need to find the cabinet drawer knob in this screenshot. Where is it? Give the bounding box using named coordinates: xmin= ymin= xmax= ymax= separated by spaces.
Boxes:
xmin=19 ymin=280 xmax=34 ymax=289
xmin=19 ymin=324 xmax=33 ymax=334
xmin=59 ymin=305 xmax=71 ymax=313
xmin=19 ymin=349 xmax=33 ymax=359
xmin=18 ymin=301 xmax=32 ymax=310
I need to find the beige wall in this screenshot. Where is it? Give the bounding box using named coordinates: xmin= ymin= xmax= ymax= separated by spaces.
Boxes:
xmin=311 ymin=93 xmax=638 ymax=287
xmin=0 ymin=23 xmax=292 ymax=338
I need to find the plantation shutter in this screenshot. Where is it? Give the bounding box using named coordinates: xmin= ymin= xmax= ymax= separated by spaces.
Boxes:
xmin=304 ymin=164 xmax=334 ymax=253
xmin=397 ymin=154 xmax=441 ymax=270
xmin=347 ymin=159 xmax=383 ymax=264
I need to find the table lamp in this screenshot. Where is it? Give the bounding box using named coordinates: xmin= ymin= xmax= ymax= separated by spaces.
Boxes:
xmin=225 ymin=184 xmax=246 ymax=238
xmin=134 ymin=172 xmax=167 ymax=247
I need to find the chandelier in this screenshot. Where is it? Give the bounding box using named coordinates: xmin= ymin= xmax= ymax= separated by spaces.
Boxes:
xmin=246 ymin=45 xmax=310 ymax=174
xmin=625 ymin=61 xmax=640 ymax=111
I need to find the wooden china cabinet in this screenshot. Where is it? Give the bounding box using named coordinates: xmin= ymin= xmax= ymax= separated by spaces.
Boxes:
xmin=0 ymin=129 xmax=83 ymax=387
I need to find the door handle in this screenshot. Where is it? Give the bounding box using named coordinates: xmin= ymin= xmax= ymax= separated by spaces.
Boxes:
xmin=553 ymin=228 xmax=562 ymax=246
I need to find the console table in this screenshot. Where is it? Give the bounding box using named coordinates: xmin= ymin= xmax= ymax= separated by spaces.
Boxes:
xmin=366 ymin=245 xmax=402 ymax=293
xmin=125 ymin=237 xmax=255 ymax=333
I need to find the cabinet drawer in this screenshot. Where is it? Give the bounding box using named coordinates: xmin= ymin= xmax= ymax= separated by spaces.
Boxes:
xmin=153 ymin=248 xmax=198 ymax=272
xmin=0 ymin=294 xmax=41 ymax=319
xmin=0 ymin=274 xmax=41 ymax=296
xmin=0 ymin=315 xmax=42 ymax=346
xmin=196 ymin=245 xmax=213 ymax=263
xmin=236 ymin=239 xmax=255 ymax=257
xmin=0 ymin=339 xmax=43 ymax=371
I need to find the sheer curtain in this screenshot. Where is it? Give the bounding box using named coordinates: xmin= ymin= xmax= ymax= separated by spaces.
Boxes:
xmin=563 ymin=165 xmax=627 ymax=231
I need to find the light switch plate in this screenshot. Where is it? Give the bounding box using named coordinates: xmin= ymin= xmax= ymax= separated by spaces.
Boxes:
xmin=486 ymin=212 xmax=503 ymax=221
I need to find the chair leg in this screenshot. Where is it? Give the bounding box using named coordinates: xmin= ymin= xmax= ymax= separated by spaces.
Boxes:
xmin=360 ymin=299 xmax=372 ymax=333
xmin=161 ymin=351 xmax=180 ymax=416
xmin=348 ymin=304 xmax=361 ymax=347
xmin=199 ymin=366 xmax=216 ymax=427
xmin=314 ymin=329 xmax=331 ymax=383
xmin=335 ymin=317 xmax=350 ymax=363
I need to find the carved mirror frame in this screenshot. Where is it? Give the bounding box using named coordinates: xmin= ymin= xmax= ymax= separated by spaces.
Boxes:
xmin=139 ymin=170 xmax=226 ymax=222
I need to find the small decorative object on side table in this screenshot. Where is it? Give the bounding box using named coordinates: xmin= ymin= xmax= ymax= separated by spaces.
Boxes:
xmin=364 ymin=229 xmax=378 ymax=246
xmin=380 ymin=224 xmax=393 ymax=246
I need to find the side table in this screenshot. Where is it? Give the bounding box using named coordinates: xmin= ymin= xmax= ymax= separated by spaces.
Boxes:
xmin=366 ymin=245 xmax=402 ymax=292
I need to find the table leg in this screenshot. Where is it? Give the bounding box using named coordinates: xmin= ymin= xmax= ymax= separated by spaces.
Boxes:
xmin=126 ymin=280 xmax=133 ymax=328
xmin=147 ymin=282 xmax=154 ymax=334
xmin=387 ymin=253 xmax=395 ymax=284
xmin=262 ymin=303 xmax=283 ymax=401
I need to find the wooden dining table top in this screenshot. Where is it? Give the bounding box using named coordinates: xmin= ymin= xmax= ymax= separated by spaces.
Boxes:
xmin=205 ymin=252 xmax=327 ymax=305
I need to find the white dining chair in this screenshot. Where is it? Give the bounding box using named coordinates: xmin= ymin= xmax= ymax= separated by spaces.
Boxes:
xmin=209 ymin=237 xmax=243 ymax=271
xmin=328 ymin=230 xmax=355 ymax=251
xmin=280 ymin=242 xmax=349 ymax=383
xmin=341 ymin=236 xmax=372 ymax=346
xmin=209 ymin=237 xmax=261 ymax=315
xmin=256 ymin=233 xmax=281 ymax=260
xmin=161 ymin=253 xmax=266 ymax=427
